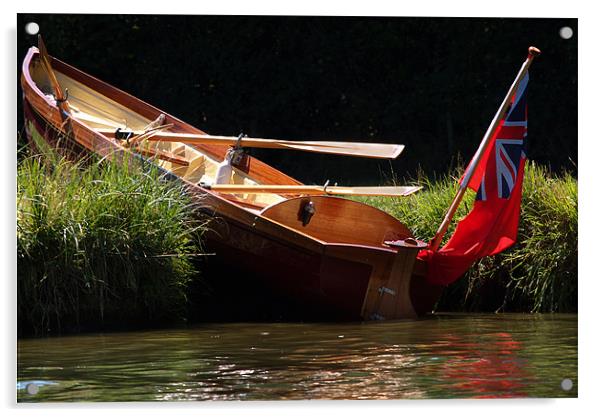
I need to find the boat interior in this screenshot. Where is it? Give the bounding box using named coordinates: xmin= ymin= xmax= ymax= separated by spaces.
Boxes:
xmin=28 ymin=56 xmax=287 ymax=210
xmin=26 ymin=49 xmax=420 ymax=248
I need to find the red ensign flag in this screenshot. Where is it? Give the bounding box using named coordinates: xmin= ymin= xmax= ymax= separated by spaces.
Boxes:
xmin=418 ymin=73 xmax=529 ymax=285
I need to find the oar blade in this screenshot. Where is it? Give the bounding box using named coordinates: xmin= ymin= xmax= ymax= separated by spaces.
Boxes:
xmin=73 ymin=110 xmax=125 ymax=128
xmin=37 ymin=35 xmax=49 ymax=63
xmin=37 ymin=35 xmax=70 ymax=112
xmin=275 ymin=141 xmax=404 ymax=159
xmin=335 ymin=186 xmax=422 ymax=197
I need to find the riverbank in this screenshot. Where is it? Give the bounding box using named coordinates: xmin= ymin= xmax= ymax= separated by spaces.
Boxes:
xmin=17 ymin=149 xmax=577 ymax=335
xmin=357 ymin=161 xmax=578 ymax=313
xmin=17 ymin=149 xmax=207 ymax=336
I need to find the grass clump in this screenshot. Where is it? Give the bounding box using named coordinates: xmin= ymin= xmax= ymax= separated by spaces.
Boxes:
xmin=501 ymin=163 xmax=577 ymax=312
xmin=356 ymin=161 xmax=577 ymax=313
xmin=17 ymin=145 xmax=207 ymax=335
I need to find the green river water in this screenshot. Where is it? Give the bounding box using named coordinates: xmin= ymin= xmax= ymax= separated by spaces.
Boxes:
xmin=17 ymin=313 xmax=577 ymax=401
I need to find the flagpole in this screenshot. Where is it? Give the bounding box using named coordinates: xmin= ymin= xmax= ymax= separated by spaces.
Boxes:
xmin=429 ymin=46 xmax=540 ymax=252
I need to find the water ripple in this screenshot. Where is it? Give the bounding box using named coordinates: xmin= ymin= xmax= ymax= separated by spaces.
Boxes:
xmin=17 ymin=313 xmax=577 ymax=401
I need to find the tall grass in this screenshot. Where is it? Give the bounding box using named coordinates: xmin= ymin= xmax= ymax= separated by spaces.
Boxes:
xmin=17 ymin=143 xmax=207 ymax=335
xmin=501 ymin=163 xmax=577 ymax=312
xmin=357 ymin=162 xmax=577 ymax=313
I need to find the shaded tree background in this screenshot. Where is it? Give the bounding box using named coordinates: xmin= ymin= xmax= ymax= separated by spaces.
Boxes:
xmin=17 ymin=15 xmax=577 ymax=184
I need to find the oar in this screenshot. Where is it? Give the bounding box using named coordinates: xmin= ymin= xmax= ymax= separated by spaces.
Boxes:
xmin=69 ymin=106 xmax=125 ymax=129
xmin=37 ymin=35 xmax=70 ymax=114
xmin=95 ymin=129 xmax=404 ymax=159
xmin=201 ymin=184 xmax=422 ymax=197
xmin=135 ymin=147 xmax=189 ymax=166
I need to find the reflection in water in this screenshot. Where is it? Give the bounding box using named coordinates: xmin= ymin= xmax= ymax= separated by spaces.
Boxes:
xmin=17 ymin=314 xmax=577 ymax=401
xmin=440 ymin=332 xmax=532 ymax=398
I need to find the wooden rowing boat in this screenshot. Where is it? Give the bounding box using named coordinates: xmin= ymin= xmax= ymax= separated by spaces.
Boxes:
xmin=20 ymin=41 xmax=448 ymax=321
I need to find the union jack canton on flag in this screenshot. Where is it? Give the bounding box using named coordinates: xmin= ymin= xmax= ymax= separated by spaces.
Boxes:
xmin=476 ymin=72 xmax=528 ymax=201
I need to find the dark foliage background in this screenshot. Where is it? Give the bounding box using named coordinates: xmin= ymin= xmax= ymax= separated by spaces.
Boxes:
xmin=17 ymin=14 xmax=577 ymax=184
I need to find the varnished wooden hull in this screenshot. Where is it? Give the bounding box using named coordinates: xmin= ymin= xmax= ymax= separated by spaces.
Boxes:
xmin=20 ymin=46 xmax=444 ymax=321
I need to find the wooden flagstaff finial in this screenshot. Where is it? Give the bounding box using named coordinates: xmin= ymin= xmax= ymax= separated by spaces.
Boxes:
xmin=528 ymin=46 xmax=541 ymax=58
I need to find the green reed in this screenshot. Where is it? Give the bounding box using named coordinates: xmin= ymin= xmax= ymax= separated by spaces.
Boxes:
xmin=357 ymin=161 xmax=577 ymax=313
xmin=17 ymin=144 xmax=208 ymax=335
